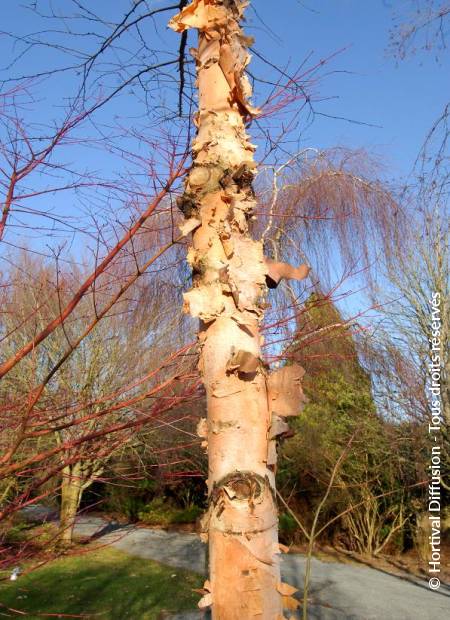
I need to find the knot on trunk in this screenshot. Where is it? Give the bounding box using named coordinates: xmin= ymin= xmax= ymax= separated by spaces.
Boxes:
xmin=214 ymin=471 xmax=266 ymax=502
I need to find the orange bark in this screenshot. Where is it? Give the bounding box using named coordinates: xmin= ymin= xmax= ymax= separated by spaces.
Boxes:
xmin=170 ymin=2 xmax=306 ymax=617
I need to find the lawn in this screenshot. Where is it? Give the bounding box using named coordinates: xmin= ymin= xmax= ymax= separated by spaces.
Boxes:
xmin=0 ymin=546 xmax=202 ymax=619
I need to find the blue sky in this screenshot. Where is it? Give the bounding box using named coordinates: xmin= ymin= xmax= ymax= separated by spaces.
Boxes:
xmin=1 ymin=0 xmax=448 ymax=180
xmin=0 ymin=1 xmax=447 ymax=307
xmin=251 ymin=1 xmax=449 ymax=180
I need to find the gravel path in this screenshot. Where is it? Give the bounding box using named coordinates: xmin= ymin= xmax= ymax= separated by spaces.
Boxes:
xmin=74 ymin=517 xmax=450 ymax=620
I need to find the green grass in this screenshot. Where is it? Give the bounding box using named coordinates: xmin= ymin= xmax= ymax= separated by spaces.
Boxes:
xmin=0 ymin=547 xmax=202 ymax=619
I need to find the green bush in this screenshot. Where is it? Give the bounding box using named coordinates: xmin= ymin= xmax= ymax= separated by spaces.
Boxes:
xmin=279 ymin=512 xmax=297 ymax=541
xmin=98 ymin=461 xmax=207 ymax=523
xmin=4 ymin=522 xmax=30 ymax=543
xmin=172 ymin=504 xmax=203 ymax=524
xmin=102 ymin=478 xmax=157 ymax=521
xmin=138 ymin=498 xmax=176 ymax=526
xmin=138 ymin=497 xmax=202 ymax=526
xmin=116 ymin=496 xmax=148 ymax=521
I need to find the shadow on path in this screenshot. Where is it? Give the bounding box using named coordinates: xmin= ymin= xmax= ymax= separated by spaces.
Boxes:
xmin=74 ymin=517 xmax=450 ymax=620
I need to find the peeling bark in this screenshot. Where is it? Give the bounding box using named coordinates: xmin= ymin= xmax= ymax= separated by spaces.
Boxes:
xmin=169 ymin=2 xmax=306 ymax=617
xmin=264 ymin=259 xmax=310 ymax=289
xmin=268 ymin=364 xmax=308 ymax=418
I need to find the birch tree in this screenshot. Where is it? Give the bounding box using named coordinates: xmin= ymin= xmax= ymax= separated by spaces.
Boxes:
xmin=169 ymin=3 xmax=308 ymax=618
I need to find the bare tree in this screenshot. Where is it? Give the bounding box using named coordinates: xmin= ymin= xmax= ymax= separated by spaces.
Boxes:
xmin=0 ymin=244 xmax=197 ymax=548
xmin=389 ymin=1 xmax=450 ymax=60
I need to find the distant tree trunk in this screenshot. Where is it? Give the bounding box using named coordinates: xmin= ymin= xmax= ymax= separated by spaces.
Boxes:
xmin=59 ymin=463 xmax=83 ymax=546
xmin=170 ymin=2 xmax=305 ymax=617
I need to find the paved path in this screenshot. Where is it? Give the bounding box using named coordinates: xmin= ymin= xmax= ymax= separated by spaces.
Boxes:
xmin=74 ymin=517 xmax=450 ymax=620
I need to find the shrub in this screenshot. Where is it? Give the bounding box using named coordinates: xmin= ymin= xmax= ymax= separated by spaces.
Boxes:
xmin=102 ymin=477 xmax=157 ymax=521
xmin=138 ymin=497 xmax=202 ymax=527
xmin=172 ymin=504 xmax=203 ymax=524
xmin=279 ymin=512 xmax=298 ymax=542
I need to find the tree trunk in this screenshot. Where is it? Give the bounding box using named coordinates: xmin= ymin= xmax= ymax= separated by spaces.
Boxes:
xmin=59 ymin=463 xmax=82 ymax=546
xmin=170 ymin=2 xmax=304 ymax=618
